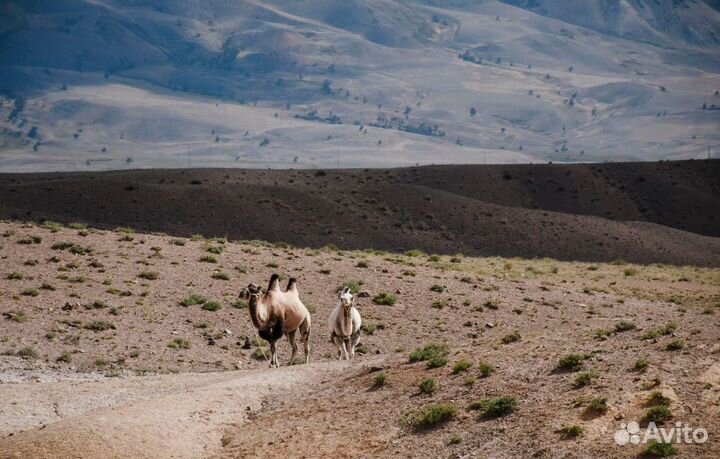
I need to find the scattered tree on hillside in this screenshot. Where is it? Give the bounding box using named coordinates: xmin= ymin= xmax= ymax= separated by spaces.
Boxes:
xmin=259 ymin=138 xmax=270 ymax=147
xmin=322 ymin=79 xmax=332 ymax=95
xmin=470 ymin=107 xmax=477 ymax=116
xmin=568 ymin=66 xmax=574 ymax=72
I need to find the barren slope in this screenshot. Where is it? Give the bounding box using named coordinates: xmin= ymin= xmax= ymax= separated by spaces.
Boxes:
xmin=0 ymin=220 xmax=718 ymax=458
xmin=1 ymin=161 xmax=718 ymax=266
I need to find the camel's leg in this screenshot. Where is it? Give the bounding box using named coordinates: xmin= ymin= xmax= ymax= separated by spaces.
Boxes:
xmin=299 ymin=317 xmax=311 ymax=364
xmin=341 ymin=337 xmax=350 ymax=360
xmin=350 ymin=330 xmax=361 ymax=359
xmin=269 ymin=339 xmax=279 ymax=368
xmin=332 ymin=334 xmax=342 ymax=360
xmin=286 ymin=329 xmax=298 ymax=365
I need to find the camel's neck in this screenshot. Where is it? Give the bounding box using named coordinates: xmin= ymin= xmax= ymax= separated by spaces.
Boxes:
xmin=249 ymin=297 xmax=270 ymax=329
xmin=340 ymin=306 xmax=353 ymax=336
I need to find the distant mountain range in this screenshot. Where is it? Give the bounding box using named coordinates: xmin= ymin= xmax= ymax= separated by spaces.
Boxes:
xmin=0 ymin=0 xmax=718 ymax=171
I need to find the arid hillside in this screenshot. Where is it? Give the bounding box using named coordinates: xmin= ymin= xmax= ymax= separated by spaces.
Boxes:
xmin=1 ymin=160 xmax=719 ymax=266
xmin=0 ymin=220 xmax=718 ymax=458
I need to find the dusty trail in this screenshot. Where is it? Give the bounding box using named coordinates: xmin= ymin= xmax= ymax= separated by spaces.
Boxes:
xmin=0 ymin=359 xmax=375 ymax=459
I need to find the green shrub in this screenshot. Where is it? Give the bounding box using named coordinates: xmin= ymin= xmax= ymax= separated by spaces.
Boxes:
xmin=647 ymin=391 xmax=671 ymax=407
xmin=409 ymin=343 xmax=449 ymax=364
xmin=419 ymin=378 xmax=438 ymax=394
xmin=4 ymin=311 xmax=27 ymax=322
xmin=643 ymin=440 xmax=677 ymax=457
xmin=361 ymin=323 xmax=378 ymax=334
xmin=430 ymin=284 xmax=446 ymax=293
xmin=232 ymin=300 xmax=248 ymax=309
xmin=483 ymin=299 xmax=499 ymax=310
xmin=202 ymin=301 xmax=222 ymax=312
xmin=557 ymin=353 xmax=591 ymax=371
xmin=21 ymin=288 xmax=39 ymax=297
xmin=448 ymin=434 xmax=463 ymax=445
xmin=373 ymin=372 xmax=387 ymax=387
xmin=585 ymin=398 xmax=608 ymax=415
xmin=634 ymin=358 xmax=650 ymax=371
xmin=180 ymin=294 xmax=207 ymax=307
xmin=16 ymin=347 xmax=39 ymax=360
xmin=84 ymin=320 xmax=116 ymax=332
xmin=468 ymin=396 xmax=517 ymax=418
xmin=573 ymin=372 xmax=596 ymax=388
xmin=7 ymin=272 xmax=23 ymax=280
xmin=57 ymin=351 xmax=73 ymax=363
xmin=501 ymin=332 xmax=521 ymax=344
xmin=168 ymin=338 xmax=191 ymax=349
xmin=644 ymin=406 xmax=672 ymax=424
xmin=199 ymin=255 xmax=217 ymax=263
xmin=405 ymin=404 xmax=457 ymax=429
xmin=558 ymin=425 xmax=584 ymax=438
xmin=478 ymin=362 xmax=495 ymax=378
xmin=614 ymin=321 xmax=637 ymax=332
xmin=373 ymin=292 xmax=396 ymax=305
xmin=338 ymin=280 xmax=364 ymax=294
xmin=114 ymin=227 xmax=135 ymax=234
xmin=642 ymin=323 xmax=677 ymax=340
xmin=205 ymin=245 xmax=224 ymax=254
xmin=138 ymin=271 xmax=158 ymax=280
xmin=665 ymin=340 xmax=684 ymax=351
xmin=452 ymin=360 xmax=472 ymax=374
xmin=356 ymin=260 xmax=369 ymax=268
xmin=211 ymin=271 xmax=230 ymax=280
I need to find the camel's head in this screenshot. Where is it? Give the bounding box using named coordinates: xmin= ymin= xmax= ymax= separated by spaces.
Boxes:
xmin=240 ymin=283 xmax=263 ymax=301
xmin=339 ymin=287 xmax=354 ymax=310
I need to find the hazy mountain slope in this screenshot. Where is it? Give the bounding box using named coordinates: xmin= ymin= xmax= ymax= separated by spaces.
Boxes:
xmin=0 ymin=0 xmax=718 ymax=171
xmin=499 ymin=0 xmax=720 ymax=46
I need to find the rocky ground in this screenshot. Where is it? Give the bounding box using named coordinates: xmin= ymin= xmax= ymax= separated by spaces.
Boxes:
xmin=0 ymin=220 xmax=718 ymax=458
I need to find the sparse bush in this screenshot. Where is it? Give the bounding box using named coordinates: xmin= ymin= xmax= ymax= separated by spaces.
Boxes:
xmin=410 ymin=343 xmax=449 ymax=364
xmin=171 ymin=239 xmax=186 ymax=246
xmin=448 ymin=434 xmax=463 ymax=445
xmin=202 ymin=301 xmax=222 ymax=312
xmin=643 ymin=440 xmax=677 ymax=457
xmin=644 ymin=406 xmax=672 ymax=424
xmin=430 ymin=284 xmax=446 ymax=293
xmin=595 ymin=328 xmax=612 ymax=338
xmin=168 ymin=338 xmax=191 ymax=350
xmin=558 ymin=425 xmax=584 ymax=439
xmin=419 ymin=378 xmax=438 ymax=394
xmin=205 ymin=245 xmax=224 ymax=254
xmin=468 ymin=396 xmax=517 ymax=418
xmin=614 ymin=321 xmax=637 ymax=333
xmin=557 ymin=353 xmax=591 ymax=371
xmin=478 ymin=361 xmax=495 ymax=378
xmin=427 ymin=255 xmax=441 ymax=262
xmin=431 ymin=299 xmax=448 ymax=309
xmin=642 ymin=323 xmax=677 ymax=340
xmin=624 ymin=267 xmax=638 ymax=277
xmin=634 ymin=358 xmax=650 ymax=372
xmin=373 ymin=292 xmax=396 ymax=306
xmin=405 ymin=404 xmax=457 ymax=429
xmin=16 ymin=347 xmax=39 ymax=360
xmin=361 ymin=323 xmax=378 ymax=335
xmin=232 ymin=300 xmax=248 ymax=309
xmin=585 ymin=398 xmax=608 ymax=415
xmin=114 ymin=227 xmax=135 ymax=234
xmin=647 ymin=391 xmax=671 ymax=407
xmin=4 ymin=311 xmax=27 ymax=322
xmin=199 ymin=255 xmax=217 ymax=263
xmin=665 ymin=340 xmax=684 ymax=351
xmin=21 ymin=288 xmax=39 ymax=297
xmin=484 ymin=299 xmax=499 ymax=310
xmin=405 ymin=249 xmax=424 ymax=257
xmin=356 ymin=260 xmax=369 ymax=268
xmin=138 ymin=271 xmax=158 ymax=280
xmin=338 ymin=280 xmax=364 ymax=294
xmin=84 ymin=320 xmax=115 ymax=332
xmin=181 ymin=294 xmax=208 ymax=307
xmin=57 ymin=351 xmax=73 ymax=363
xmin=212 ymin=271 xmax=230 ymax=280
xmin=7 ymin=272 xmax=23 ymax=280
xmin=501 ymin=332 xmax=521 ymax=344
xmin=452 ymin=360 xmax=472 ymax=374
xmin=373 ymin=372 xmax=387 ymax=387
xmin=573 ymin=372 xmax=596 ymax=388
